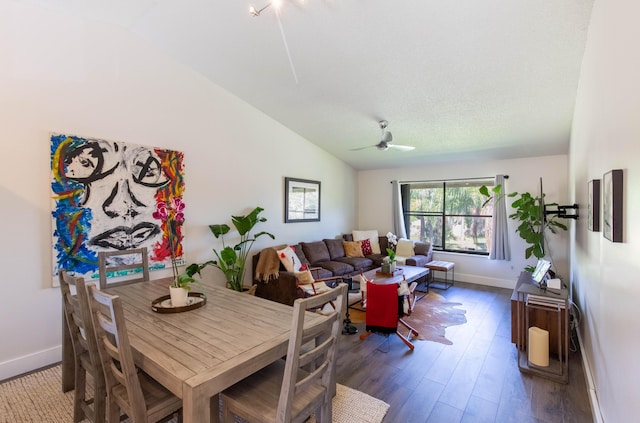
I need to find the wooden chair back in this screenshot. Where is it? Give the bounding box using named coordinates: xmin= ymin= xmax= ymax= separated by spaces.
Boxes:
xmin=59 ymin=270 xmax=105 ymax=423
xmin=86 ymin=284 xmax=182 ymax=423
xmin=98 ymin=248 xmax=150 ymax=289
xmin=278 ymin=283 xmax=347 ymax=422
xmin=86 ymin=284 xmax=147 ymax=423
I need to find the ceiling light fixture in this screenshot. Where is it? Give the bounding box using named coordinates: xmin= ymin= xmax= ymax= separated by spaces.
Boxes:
xmin=249 ymin=0 xmax=283 ymax=17
xmin=248 ymin=0 xmax=299 ymax=84
xmin=249 ymin=3 xmax=271 ymax=17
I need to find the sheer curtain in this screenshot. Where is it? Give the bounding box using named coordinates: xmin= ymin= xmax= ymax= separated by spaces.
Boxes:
xmin=489 ymin=174 xmax=511 ymax=260
xmin=391 ymin=181 xmax=407 ymax=238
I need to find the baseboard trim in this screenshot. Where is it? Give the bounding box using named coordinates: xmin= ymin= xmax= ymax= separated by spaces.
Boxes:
xmin=577 ymin=329 xmax=603 ymax=423
xmin=0 ymin=346 xmax=61 ymax=382
xmin=454 ymin=273 xmax=515 ymax=290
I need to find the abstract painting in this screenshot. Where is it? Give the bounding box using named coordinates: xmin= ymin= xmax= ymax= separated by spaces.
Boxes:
xmin=50 ymin=133 xmax=186 ymax=284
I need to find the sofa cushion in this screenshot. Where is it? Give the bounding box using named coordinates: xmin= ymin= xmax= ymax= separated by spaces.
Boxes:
xmin=310 ymin=266 xmax=333 ymax=279
xmin=352 ymin=230 xmax=381 ymax=254
xmin=292 ymin=244 xmax=311 ymax=268
xmin=366 ymin=253 xmax=386 ymax=267
xmin=301 ymin=241 xmax=331 ymax=264
xmin=335 ymin=256 xmax=373 ymax=271
xmin=414 ymin=242 xmax=431 ymax=256
xmin=323 ymin=238 xmax=346 ymax=260
xmin=395 ymin=238 xmax=415 ymax=257
xmin=343 ymin=241 xmax=364 ymax=257
xmin=317 ymin=260 xmax=355 ymax=276
xmin=360 ymin=239 xmax=373 ymax=256
xmin=276 ymin=246 xmax=302 ymax=272
xmin=294 ymin=269 xmax=315 ymax=284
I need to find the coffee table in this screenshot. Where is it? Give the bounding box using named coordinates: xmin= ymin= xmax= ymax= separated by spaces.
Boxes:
xmin=361 ymin=265 xmax=430 ymax=286
xmin=350 ymin=265 xmax=430 ymax=309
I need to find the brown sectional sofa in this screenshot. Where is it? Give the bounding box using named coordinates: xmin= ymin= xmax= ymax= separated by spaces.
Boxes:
xmin=253 ymin=235 xmax=433 ymax=305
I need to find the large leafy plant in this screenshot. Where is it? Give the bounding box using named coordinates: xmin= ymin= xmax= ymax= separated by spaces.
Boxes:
xmin=480 ymin=185 xmax=567 ymax=264
xmin=184 ymin=207 xmax=274 ymax=291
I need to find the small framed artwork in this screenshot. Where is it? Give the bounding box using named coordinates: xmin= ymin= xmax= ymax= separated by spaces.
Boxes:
xmin=284 ymin=177 xmax=321 ymax=223
xmin=588 ymin=179 xmax=600 ymax=232
xmin=602 ymin=169 xmax=623 ymax=242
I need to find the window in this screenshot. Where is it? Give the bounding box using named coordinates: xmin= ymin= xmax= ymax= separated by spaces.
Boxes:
xmin=401 ymin=179 xmax=494 ymax=255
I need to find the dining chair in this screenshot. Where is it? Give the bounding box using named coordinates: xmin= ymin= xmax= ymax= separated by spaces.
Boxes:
xmin=98 ymin=248 xmax=150 ymax=289
xmin=59 ymin=270 xmax=106 ymax=423
xmin=220 ymin=283 xmax=347 ymax=423
xmin=86 ymin=283 xmax=182 ymax=423
xmin=359 ymin=278 xmax=419 ymax=351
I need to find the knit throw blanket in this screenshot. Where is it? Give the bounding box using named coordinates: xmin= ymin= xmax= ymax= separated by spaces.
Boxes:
xmin=254 ymin=244 xmax=287 ymax=282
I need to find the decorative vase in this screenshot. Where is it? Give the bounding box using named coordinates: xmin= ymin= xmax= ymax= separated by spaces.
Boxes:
xmin=381 ymin=263 xmax=391 ymax=274
xmin=169 ymin=286 xmax=189 ymax=307
xmin=390 ymin=261 xmax=396 ymax=273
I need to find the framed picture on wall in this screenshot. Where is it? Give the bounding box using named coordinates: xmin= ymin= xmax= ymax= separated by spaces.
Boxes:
xmin=284 ymin=177 xmax=321 ymax=223
xmin=588 ymin=179 xmax=600 ymax=232
xmin=602 ymin=169 xmax=623 ymax=242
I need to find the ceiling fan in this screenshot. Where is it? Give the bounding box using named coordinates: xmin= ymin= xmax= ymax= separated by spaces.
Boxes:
xmin=350 ymin=120 xmax=416 ymax=152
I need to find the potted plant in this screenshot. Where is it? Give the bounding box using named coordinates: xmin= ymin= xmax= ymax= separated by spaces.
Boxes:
xmin=185 ymin=207 xmax=275 ymax=291
xmin=152 ymin=198 xmax=204 ymax=306
xmin=480 ymin=185 xmax=567 ymax=270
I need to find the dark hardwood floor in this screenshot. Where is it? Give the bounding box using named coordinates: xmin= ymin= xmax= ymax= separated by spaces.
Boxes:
xmin=335 ymin=281 xmax=593 ymax=423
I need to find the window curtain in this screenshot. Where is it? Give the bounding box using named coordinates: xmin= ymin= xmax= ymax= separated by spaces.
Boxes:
xmin=392 ymin=180 xmax=407 ymax=238
xmin=489 ymin=174 xmax=511 ymax=260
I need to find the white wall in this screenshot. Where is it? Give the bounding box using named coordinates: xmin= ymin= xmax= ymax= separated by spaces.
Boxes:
xmin=357 ymin=155 xmax=570 ymax=289
xmin=569 ymin=0 xmax=640 ymax=421
xmin=0 ymin=1 xmax=356 ymax=380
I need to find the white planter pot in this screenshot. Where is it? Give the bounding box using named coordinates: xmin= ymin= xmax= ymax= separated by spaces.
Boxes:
xmin=169 ymin=286 xmax=189 ymax=307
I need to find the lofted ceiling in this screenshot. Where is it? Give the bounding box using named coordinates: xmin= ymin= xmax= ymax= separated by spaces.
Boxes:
xmin=26 ymin=0 xmax=594 ymax=170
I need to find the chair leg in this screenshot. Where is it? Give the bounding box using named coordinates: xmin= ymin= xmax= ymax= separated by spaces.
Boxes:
xmin=399 ymin=318 xmax=419 ymax=338
xmin=395 ymin=332 xmax=415 ymax=351
xmin=359 ymin=331 xmax=372 ymax=341
xmin=397 ymin=318 xmax=419 ymax=351
xmin=73 ymin=359 xmax=86 ymax=423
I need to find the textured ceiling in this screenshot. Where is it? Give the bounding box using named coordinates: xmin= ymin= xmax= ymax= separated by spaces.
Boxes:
xmin=26 ymin=0 xmax=594 ymax=170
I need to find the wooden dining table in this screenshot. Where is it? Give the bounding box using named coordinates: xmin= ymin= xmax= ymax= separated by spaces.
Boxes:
xmin=61 ymin=277 xmax=326 ymax=423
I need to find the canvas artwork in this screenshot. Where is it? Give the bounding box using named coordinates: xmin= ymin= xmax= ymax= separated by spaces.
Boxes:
xmin=602 ymin=169 xmax=623 ymax=242
xmin=50 ymin=133 xmax=186 ymax=285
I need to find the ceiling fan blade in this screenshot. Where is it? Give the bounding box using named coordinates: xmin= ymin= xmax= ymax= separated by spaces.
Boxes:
xmin=388 ymin=144 xmax=415 ymax=151
xmin=349 ymin=145 xmax=376 ymax=151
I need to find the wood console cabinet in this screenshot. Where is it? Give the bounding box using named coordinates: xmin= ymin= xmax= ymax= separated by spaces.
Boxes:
xmin=511 ymin=271 xmax=569 ymax=383
xmin=510 ymin=272 xmax=567 ymax=355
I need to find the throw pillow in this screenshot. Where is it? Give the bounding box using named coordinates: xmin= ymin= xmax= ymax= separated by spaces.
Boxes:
xmin=352 ymin=230 xmax=381 ymax=254
xmin=395 ymin=238 xmax=415 ymax=258
xmin=361 ymin=239 xmax=373 ymax=256
xmin=294 ymin=269 xmax=315 ymax=285
xmin=343 ymin=240 xmax=364 ymax=257
xmin=277 ymin=246 xmax=302 ymax=272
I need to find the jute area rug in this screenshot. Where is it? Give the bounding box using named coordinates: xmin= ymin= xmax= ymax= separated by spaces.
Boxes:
xmin=0 ymin=365 xmax=389 ymax=423
xmin=349 ymin=290 xmax=467 ymax=345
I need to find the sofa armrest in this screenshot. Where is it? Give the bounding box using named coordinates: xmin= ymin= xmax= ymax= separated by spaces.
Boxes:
xmin=406 ymin=255 xmax=431 ymax=267
xmin=405 ymin=241 xmax=433 ymax=267
xmin=254 ymin=272 xmax=297 ymax=306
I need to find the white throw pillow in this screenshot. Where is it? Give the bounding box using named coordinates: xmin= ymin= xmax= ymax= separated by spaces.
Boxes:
xmin=276 ymin=246 xmax=302 ymax=272
xmin=352 ymin=230 xmax=381 ymax=254
xmin=395 ymin=238 xmax=415 ymax=258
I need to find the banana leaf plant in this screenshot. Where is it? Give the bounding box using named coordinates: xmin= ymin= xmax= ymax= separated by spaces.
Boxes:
xmin=480 ymin=185 xmax=567 ymax=269
xmin=183 ymin=207 xmax=274 ymax=291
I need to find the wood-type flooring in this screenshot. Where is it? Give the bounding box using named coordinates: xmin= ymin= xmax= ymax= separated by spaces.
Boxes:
xmin=335 ymin=281 xmax=593 ymax=423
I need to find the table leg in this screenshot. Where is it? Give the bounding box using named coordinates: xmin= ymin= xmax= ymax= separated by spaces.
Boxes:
xmin=183 ymin=386 xmax=213 ymax=423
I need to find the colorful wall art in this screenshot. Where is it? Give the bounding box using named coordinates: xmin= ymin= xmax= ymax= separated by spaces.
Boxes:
xmin=50 ymin=133 xmax=186 ymax=284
